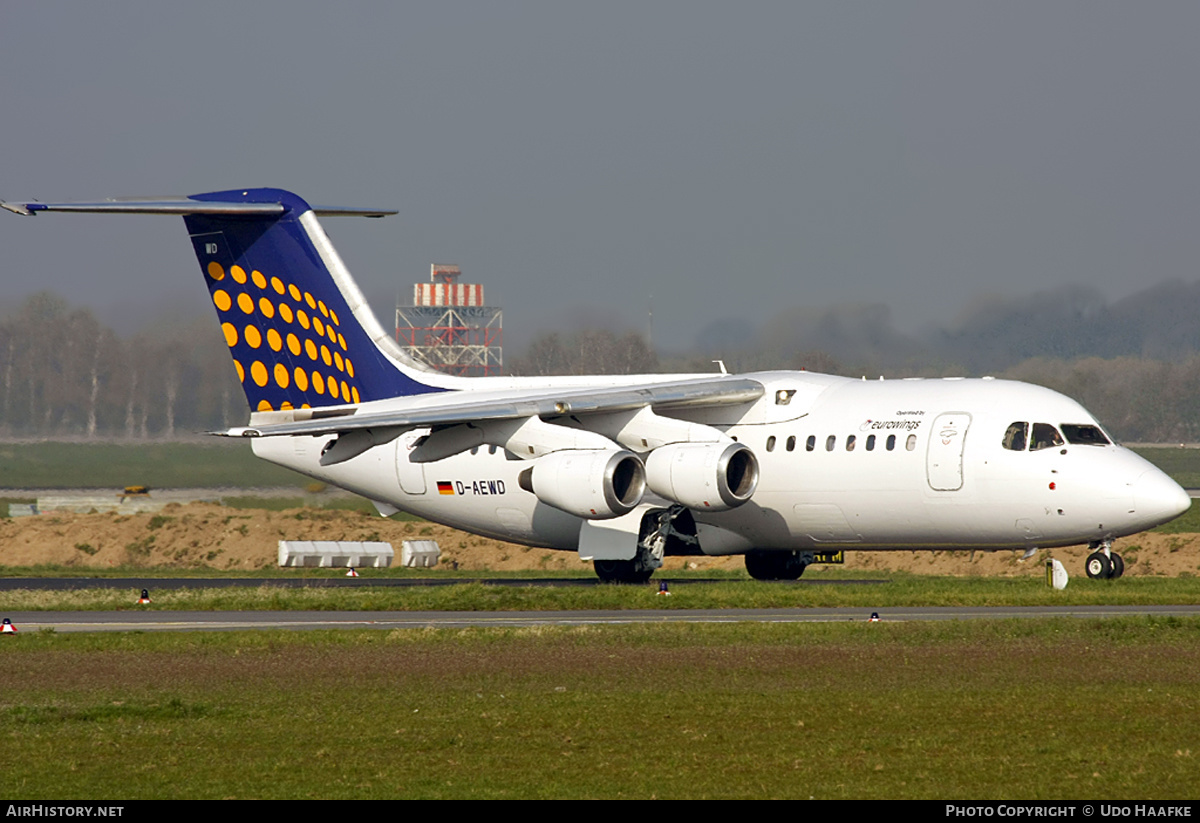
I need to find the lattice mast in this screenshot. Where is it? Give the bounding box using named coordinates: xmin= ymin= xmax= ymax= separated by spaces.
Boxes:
xmin=395 ymin=265 xmax=503 ymax=376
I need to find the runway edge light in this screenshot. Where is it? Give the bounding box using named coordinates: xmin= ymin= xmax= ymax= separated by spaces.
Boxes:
xmin=137 ymin=588 xmax=151 ymax=604
xmin=1 ymin=618 xmax=16 ymax=634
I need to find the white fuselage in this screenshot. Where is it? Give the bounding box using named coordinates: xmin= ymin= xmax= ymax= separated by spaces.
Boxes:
xmin=251 ymin=370 xmax=1190 ymax=557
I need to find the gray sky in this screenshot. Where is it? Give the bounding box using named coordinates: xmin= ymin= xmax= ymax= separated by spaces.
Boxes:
xmin=3 ymin=2 xmax=1197 ymax=354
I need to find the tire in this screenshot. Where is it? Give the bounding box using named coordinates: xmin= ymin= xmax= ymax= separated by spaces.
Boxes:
xmin=1109 ymin=553 xmax=1125 ymax=579
xmin=1085 ymin=551 xmax=1112 ymax=579
xmin=593 ymin=559 xmax=653 ymax=584
xmin=745 ymin=551 xmax=805 ymax=581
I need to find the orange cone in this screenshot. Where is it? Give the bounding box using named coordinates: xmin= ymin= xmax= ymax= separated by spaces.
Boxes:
xmin=137 ymin=588 xmax=151 ymax=604
xmin=346 ymin=567 xmax=359 ymax=578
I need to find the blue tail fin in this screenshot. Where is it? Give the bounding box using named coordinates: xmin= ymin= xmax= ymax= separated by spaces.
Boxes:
xmin=183 ymin=188 xmax=442 ymax=412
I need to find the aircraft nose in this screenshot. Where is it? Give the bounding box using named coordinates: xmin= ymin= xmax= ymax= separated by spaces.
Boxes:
xmin=1135 ymin=468 xmax=1191 ymax=526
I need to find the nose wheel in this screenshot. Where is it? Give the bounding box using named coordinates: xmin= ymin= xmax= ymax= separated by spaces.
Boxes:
xmin=1085 ymin=541 xmax=1125 ymax=579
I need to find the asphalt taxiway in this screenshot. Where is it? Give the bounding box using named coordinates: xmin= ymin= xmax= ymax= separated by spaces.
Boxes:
xmin=4 ymin=605 xmax=1199 ymax=633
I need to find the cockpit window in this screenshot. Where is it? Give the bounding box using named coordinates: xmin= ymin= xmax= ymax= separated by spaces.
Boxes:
xmin=1030 ymin=423 xmax=1065 ymax=451
xmin=1002 ymin=422 xmax=1028 ymax=451
xmin=1061 ymin=424 xmax=1110 ymax=446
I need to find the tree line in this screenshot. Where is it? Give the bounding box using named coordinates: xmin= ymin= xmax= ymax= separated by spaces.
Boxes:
xmin=2 ymin=291 xmax=1198 ymax=443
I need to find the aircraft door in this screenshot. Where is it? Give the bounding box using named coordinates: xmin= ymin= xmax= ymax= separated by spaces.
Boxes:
xmin=396 ymin=429 xmax=428 ymax=495
xmin=926 ymin=412 xmax=971 ymax=491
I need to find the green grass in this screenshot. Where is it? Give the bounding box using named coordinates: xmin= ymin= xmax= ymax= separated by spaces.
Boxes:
xmin=0 ymin=441 xmax=303 ymax=489
xmin=5 ymin=568 xmax=1200 ymax=611
xmin=1 ymin=619 xmax=1197 ymax=799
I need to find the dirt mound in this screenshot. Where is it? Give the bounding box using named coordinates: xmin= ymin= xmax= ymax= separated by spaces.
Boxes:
xmin=1 ymin=502 xmax=1196 ymax=577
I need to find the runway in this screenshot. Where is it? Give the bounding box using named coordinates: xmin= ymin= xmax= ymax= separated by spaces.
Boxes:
xmin=5 ymin=604 xmax=1199 ymax=633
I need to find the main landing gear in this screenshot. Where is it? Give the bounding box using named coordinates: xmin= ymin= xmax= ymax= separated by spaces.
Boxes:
xmin=1085 ymin=539 xmax=1125 ymax=579
xmin=593 ymin=506 xmax=698 ymax=584
xmin=744 ymin=550 xmax=808 ymax=581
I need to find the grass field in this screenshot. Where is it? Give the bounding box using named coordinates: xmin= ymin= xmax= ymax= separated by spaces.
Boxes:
xmin=1 ymin=619 xmax=1197 ymax=799
xmin=5 ymin=569 xmax=1200 ymax=612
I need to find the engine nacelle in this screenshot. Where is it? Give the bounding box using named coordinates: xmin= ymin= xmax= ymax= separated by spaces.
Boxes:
xmin=518 ymin=449 xmax=646 ymax=519
xmin=645 ymin=442 xmax=759 ymax=511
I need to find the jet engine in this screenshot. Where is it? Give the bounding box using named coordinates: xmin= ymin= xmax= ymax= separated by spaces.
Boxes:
xmin=518 ymin=449 xmax=646 ymax=519
xmin=645 ymin=441 xmax=759 ymax=511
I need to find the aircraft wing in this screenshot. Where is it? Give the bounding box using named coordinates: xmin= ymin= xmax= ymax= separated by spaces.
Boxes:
xmin=219 ymin=375 xmax=765 ymax=439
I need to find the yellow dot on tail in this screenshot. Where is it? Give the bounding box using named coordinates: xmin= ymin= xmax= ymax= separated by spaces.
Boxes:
xmin=327 ymin=325 xmax=337 ymax=344
xmin=351 ymin=387 xmax=360 ymax=404
xmin=221 ymin=323 xmax=238 ymax=347
xmin=251 ymin=270 xmax=267 ymax=289
xmin=286 ymin=333 xmax=301 ymax=356
xmin=341 ymin=381 xmax=349 ymax=401
xmin=238 ymin=293 xmax=254 ymax=315
xmin=297 ymin=310 xmax=310 ymax=330
xmin=313 ymin=317 xmax=325 ymax=337
xmin=213 ymin=290 xmax=232 ymax=312
xmin=244 ymin=325 xmax=262 ymax=349
xmin=338 ymin=333 xmax=347 ymax=351
xmin=305 ymin=339 xmax=317 ymax=360
xmin=330 ymin=309 xmax=340 ymax=326
xmin=280 ymin=401 xmax=294 ymax=410
xmin=318 ymin=300 xmax=329 ymax=318
xmin=329 ymin=380 xmax=340 ymax=400
xmin=312 ymin=371 xmax=325 ymax=394
xmin=207 ymin=262 xmax=225 ymax=281
xmin=274 ymin=363 xmax=290 ymax=388
xmin=267 ymin=329 xmax=282 ymax=352
xmin=305 ymin=292 xmax=316 ymax=309
xmin=279 ymin=303 xmax=294 ymax=324
xmin=251 ymin=361 xmax=268 ymax=387
xmin=293 ymin=367 xmax=309 ymax=392
xmin=258 ymin=298 xmax=275 ymax=319
xmin=271 ymin=276 xmax=285 ymax=295
xmin=321 ymin=345 xmax=332 ymax=366
xmin=257 ymin=400 xmax=273 ymax=411
xmin=334 ymin=352 xmax=344 ymax=372
xmin=288 ymin=283 xmax=301 ymax=301
xmin=345 ymin=359 xmax=354 ymax=378
xmin=231 ymin=265 xmax=248 ymax=284
xmin=234 ymin=360 xmax=245 ymax=383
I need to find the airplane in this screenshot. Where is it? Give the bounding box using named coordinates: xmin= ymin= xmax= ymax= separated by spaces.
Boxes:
xmin=3 ymin=187 xmax=1190 ymax=583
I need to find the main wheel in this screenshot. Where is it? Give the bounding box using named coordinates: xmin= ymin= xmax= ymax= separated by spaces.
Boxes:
xmin=1085 ymin=551 xmax=1112 ymax=579
xmin=745 ymin=551 xmax=806 ymax=581
xmin=593 ymin=558 xmax=653 ymax=584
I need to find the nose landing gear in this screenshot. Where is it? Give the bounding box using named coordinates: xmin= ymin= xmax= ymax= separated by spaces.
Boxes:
xmin=1085 ymin=539 xmax=1125 ymax=579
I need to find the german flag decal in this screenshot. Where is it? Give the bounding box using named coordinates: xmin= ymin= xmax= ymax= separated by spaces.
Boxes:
xmin=437 ymin=481 xmax=455 ymax=495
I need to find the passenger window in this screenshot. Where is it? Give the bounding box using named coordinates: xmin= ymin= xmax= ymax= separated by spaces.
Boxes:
xmin=826 ymin=435 xmax=836 ymax=452
xmin=806 ymin=435 xmax=815 ymax=452
xmin=886 ymin=435 xmax=896 ymax=451
xmin=846 ymin=435 xmax=856 ymax=452
xmin=1002 ymin=422 xmax=1028 ymax=451
xmin=906 ymin=434 xmax=917 ymax=451
xmin=866 ymin=435 xmax=876 ymax=451
xmin=787 ymin=435 xmax=796 ymax=452
xmin=766 ymin=436 xmax=776 ymax=452
xmin=1030 ymin=423 xmax=1065 ymax=451
xmin=1061 ymin=424 xmax=1110 ymax=446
